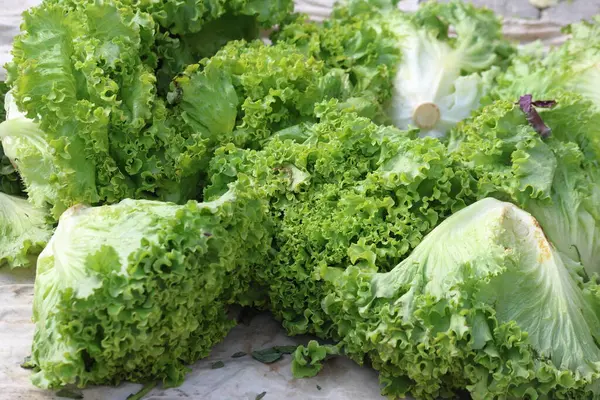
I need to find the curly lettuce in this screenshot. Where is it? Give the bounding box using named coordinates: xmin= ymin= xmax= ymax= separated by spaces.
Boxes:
xmin=5 ymin=0 xmax=367 ymax=219
xmin=207 ymin=103 xmax=477 ymax=337
xmin=0 ymin=112 xmax=67 ymax=214
xmin=313 ymin=198 xmax=600 ymax=399
xmin=29 ymin=176 xmax=272 ymax=388
xmin=39 ymin=0 xmax=294 ymax=93
xmin=272 ymin=0 xmax=402 ymax=117
xmin=169 ymin=41 xmax=380 ymax=152
xmin=387 ymin=0 xmax=513 ymax=138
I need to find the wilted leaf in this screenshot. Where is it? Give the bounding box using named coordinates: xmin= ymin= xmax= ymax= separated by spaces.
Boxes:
xmin=211 ymin=361 xmax=225 ymax=369
xmin=252 ymin=348 xmax=283 ymax=364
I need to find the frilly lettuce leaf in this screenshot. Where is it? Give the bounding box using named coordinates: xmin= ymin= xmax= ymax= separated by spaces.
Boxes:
xmin=0 ymin=192 xmax=53 ymax=269
xmin=149 ymin=0 xmax=294 ymax=94
xmin=7 ymin=1 xmax=157 ymax=216
xmin=38 ymin=0 xmax=294 ymax=93
xmin=0 ymin=115 xmax=79 ymax=215
xmin=291 ymin=340 xmax=340 ymax=379
xmin=411 ymin=0 xmax=514 ymax=72
xmin=140 ymin=0 xmax=293 ymax=36
xmin=30 ymin=176 xmax=272 ymax=388
xmin=320 ymin=198 xmax=600 ymax=399
xmin=169 ymin=40 xmax=385 ymax=154
xmin=273 ymin=0 xmax=402 ymax=115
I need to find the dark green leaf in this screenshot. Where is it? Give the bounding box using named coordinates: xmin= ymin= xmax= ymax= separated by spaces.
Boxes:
xmin=518 ymin=94 xmax=556 ymax=139
xmin=211 ymin=361 xmax=225 ymax=369
xmin=231 ymin=351 xmax=247 ymax=358
xmin=256 ymin=391 xmax=267 ymax=400
xmin=317 ymin=385 xmax=322 ymax=391
xmin=127 ymin=382 xmax=157 ymax=400
xmin=56 ymin=389 xmax=83 ymax=399
xmin=252 ymin=348 xmax=283 ymax=364
xmin=0 ymin=81 xmax=7 ymax=122
xmin=273 ymin=345 xmax=297 ymax=354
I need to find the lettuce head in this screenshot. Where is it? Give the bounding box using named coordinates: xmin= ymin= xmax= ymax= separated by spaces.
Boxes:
xmin=207 ymin=103 xmax=477 ymax=337
xmin=448 ymin=92 xmax=600 ymax=277
xmin=314 ymin=198 xmax=600 ymax=399
xmin=275 ymin=0 xmax=515 ymax=137
xmin=29 ymin=177 xmax=272 ymax=388
xmin=4 ymin=0 xmax=377 ymax=219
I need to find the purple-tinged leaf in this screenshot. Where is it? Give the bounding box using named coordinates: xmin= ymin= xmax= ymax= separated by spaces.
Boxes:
xmin=517 ymin=94 xmax=555 ymax=139
xmin=532 ymin=100 xmax=557 ymax=108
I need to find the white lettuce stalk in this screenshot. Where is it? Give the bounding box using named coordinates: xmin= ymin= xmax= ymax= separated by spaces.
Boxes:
xmin=386 ymin=1 xmax=505 ymax=138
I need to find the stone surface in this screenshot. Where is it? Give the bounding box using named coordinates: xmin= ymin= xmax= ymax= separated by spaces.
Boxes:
xmin=541 ymin=0 xmax=600 ymax=24
xmin=432 ymin=0 xmax=540 ymax=19
xmin=293 ymin=0 xmax=600 ymax=49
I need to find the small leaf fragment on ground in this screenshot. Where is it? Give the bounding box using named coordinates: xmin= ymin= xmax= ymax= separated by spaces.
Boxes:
xmin=256 ymin=391 xmax=267 ymax=400
xmin=231 ymin=351 xmax=247 ymax=358
xmin=20 ymin=355 xmax=35 ymax=369
xmin=251 ymin=348 xmax=283 ymax=364
xmin=126 ymin=382 xmax=157 ymax=400
xmin=211 ymin=361 xmax=225 ymax=369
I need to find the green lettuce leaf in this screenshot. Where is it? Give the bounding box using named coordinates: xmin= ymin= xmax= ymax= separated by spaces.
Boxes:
xmin=149 ymin=0 xmax=294 ymax=94
xmin=448 ymin=93 xmax=600 ymax=276
xmin=272 ymin=0 xmax=402 ymax=116
xmin=29 ymin=176 xmax=272 ymax=388
xmin=170 ymin=40 xmax=382 ymax=152
xmin=291 ymin=340 xmax=340 ymax=379
xmin=319 ymin=198 xmax=600 ymax=399
xmin=0 ymin=115 xmax=75 ymax=215
xmin=0 ymin=192 xmax=53 ymax=268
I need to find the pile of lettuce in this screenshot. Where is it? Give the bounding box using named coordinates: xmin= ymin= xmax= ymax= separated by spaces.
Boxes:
xmin=2 ymin=0 xmax=600 ymax=399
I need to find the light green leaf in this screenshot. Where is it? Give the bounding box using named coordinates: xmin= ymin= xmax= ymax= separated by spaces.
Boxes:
xmin=0 ymin=192 xmax=53 ymax=269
